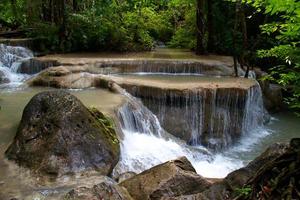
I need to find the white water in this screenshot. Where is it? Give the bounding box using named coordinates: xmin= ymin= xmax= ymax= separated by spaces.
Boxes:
xmin=115 ymin=84 xmax=270 ymax=178
xmin=0 ymin=44 xmax=33 ymax=86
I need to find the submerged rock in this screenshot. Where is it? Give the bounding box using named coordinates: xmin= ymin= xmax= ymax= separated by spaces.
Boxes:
xmin=5 ymin=91 xmax=120 ymax=177
xmin=64 ymin=177 xmax=133 ymax=200
xmin=119 ymin=157 xmax=211 ymax=200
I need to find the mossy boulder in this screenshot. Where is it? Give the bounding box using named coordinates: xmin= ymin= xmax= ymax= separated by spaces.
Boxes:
xmin=5 ymin=91 xmax=120 ymax=177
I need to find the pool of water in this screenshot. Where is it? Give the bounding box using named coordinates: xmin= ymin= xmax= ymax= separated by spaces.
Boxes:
xmin=111 ymin=73 xmax=256 ymax=89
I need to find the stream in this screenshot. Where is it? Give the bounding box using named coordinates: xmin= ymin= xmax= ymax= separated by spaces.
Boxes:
xmin=0 ymin=45 xmax=299 ymax=199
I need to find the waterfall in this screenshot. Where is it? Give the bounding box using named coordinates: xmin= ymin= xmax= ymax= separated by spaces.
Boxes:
xmin=114 ymin=90 xmax=215 ymax=176
xmin=242 ymin=84 xmax=265 ymax=133
xmin=113 ymin=80 xmax=269 ymax=178
xmin=0 ymin=44 xmax=33 ymax=85
xmin=124 ymin=83 xmax=268 ymax=151
xmin=117 ymin=92 xmax=162 ymax=136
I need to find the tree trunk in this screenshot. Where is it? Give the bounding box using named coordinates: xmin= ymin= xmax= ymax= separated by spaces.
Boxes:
xmin=207 ymin=0 xmax=214 ymax=52
xmin=196 ymin=0 xmax=206 ymax=55
xmin=59 ymin=0 xmax=67 ymax=50
xmin=73 ymin=0 xmax=78 ymax=12
xmin=232 ymin=0 xmax=242 ymax=77
xmin=240 ymin=6 xmax=249 ymax=78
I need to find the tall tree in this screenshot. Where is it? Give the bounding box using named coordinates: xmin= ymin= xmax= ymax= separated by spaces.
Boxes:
xmin=196 ymin=0 xmax=206 ymax=55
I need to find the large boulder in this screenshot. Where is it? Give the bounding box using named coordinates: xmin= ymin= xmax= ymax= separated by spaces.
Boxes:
xmin=64 ymin=177 xmax=133 ymax=200
xmin=119 ymin=157 xmax=211 ymax=200
xmin=5 ymin=91 xmax=120 ymax=177
xmin=262 ymin=83 xmax=283 ymax=112
xmin=224 ymin=142 xmax=289 ymax=188
xmin=173 ymin=142 xmax=289 ymax=200
xmin=243 ymin=138 xmax=300 ymax=200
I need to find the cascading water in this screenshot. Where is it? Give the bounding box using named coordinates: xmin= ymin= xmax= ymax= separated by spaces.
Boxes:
xmin=114 ymin=90 xmax=212 ymax=175
xmin=114 ymin=89 xmax=253 ymax=178
xmin=114 ymin=80 xmax=270 ymax=178
xmin=117 ymin=92 xmax=162 ymax=136
xmin=124 ymin=81 xmax=268 ymax=151
xmin=0 ymin=44 xmax=33 ymax=85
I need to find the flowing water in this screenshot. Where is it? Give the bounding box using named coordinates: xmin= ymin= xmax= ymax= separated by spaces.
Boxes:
xmin=0 ymin=44 xmax=33 ymax=86
xmin=114 ymin=86 xmax=272 ymax=178
xmin=0 ymin=45 xmax=299 ymax=198
xmin=112 ymin=73 xmax=267 ymax=150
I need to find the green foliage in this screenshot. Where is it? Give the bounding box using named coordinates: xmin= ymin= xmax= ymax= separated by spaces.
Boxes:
xmin=26 ymin=22 xmax=60 ymax=52
xmin=0 ymin=0 xmax=25 ymax=25
xmin=88 ymin=107 xmax=119 ymax=145
xmin=21 ymin=0 xmax=175 ymax=52
xmin=167 ymin=0 xmax=196 ymax=49
xmin=249 ymin=0 xmax=300 ymax=113
xmin=234 ymin=186 xmax=252 ymax=197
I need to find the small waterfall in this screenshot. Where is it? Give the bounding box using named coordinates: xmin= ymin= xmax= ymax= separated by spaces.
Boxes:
xmin=114 ymin=90 xmax=214 ymax=176
xmin=114 ymin=83 xmax=269 ymax=178
xmin=98 ymin=59 xmax=245 ymax=76
xmin=0 ymin=44 xmax=33 ymax=85
xmin=242 ymin=84 xmax=265 ymax=134
xmin=117 ymin=92 xmax=162 ymax=136
xmin=124 ymin=82 xmax=268 ymax=151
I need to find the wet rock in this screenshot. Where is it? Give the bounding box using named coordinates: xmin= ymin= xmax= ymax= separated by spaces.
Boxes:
xmin=0 ymin=70 xmax=9 ymax=84
xmin=119 ymin=157 xmax=211 ymax=200
xmin=225 ymin=142 xmax=289 ymax=188
xmin=243 ymin=138 xmax=300 ymax=200
xmin=116 ymin=172 xmax=137 ymax=183
xmin=24 ymin=192 xmax=46 ymax=200
xmin=5 ymin=91 xmax=120 ymax=177
xmin=262 ymin=83 xmax=283 ymax=112
xmin=161 ymin=193 xmax=208 ymax=200
xmin=29 ymin=54 xmax=243 ymax=76
xmin=27 ymin=66 xmax=97 ymax=89
xmin=64 ymin=178 xmax=133 ymax=200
